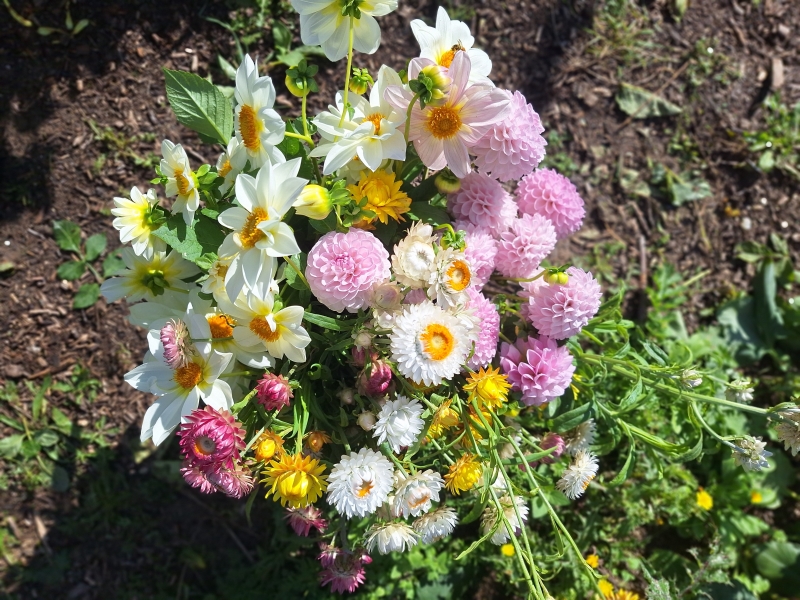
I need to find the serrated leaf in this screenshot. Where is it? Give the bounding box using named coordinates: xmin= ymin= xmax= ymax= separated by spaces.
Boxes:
xmin=57 ymin=260 xmax=86 ymax=281
xmin=163 ymin=68 xmax=233 ymax=145
xmin=53 ymin=220 xmax=82 ymax=254
xmin=84 ymin=233 xmax=107 ymax=262
xmin=616 ymin=82 xmax=682 ymax=119
xmin=73 ymin=283 xmax=100 ymax=309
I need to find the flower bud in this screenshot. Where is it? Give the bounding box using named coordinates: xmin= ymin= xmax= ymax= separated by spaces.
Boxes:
xmin=293 ymin=184 xmax=333 ymax=220
xmin=338 ymin=387 xmax=355 ymax=405
xmin=434 ymin=170 xmax=461 ymax=195
xmin=357 ymin=359 xmax=393 ymax=397
xmin=353 ymin=330 xmax=373 ymax=349
xmin=369 ymin=280 xmax=403 ymax=312
xmin=680 ymin=369 xmax=703 ymax=389
xmin=357 ymin=411 xmax=377 ymax=431
xmin=351 ymin=346 xmax=368 ymax=368
xmin=349 ymin=67 xmax=374 ymax=95
xmin=254 ymin=431 xmax=285 ymax=463
xmin=539 ymin=433 xmax=566 ymax=465
xmin=307 ymin=431 xmax=331 ymax=453
xmin=543 ymin=270 xmax=569 ymax=285
xmin=256 ymin=372 xmax=294 ymax=411
xmin=285 ymin=74 xmax=309 ymax=98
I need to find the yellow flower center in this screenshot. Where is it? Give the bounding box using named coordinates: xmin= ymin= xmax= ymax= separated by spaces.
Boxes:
xmin=208 ymin=314 xmax=234 ymax=339
xmin=446 ymin=259 xmax=471 ymax=291
xmin=356 ymin=479 xmax=374 ymax=498
xmin=439 ymin=49 xmax=456 ymax=68
xmin=277 ymin=471 xmax=311 ymax=502
xmin=194 ymin=435 xmax=216 ymax=456
xmin=174 ymin=168 xmax=191 ymax=196
xmin=751 ymin=490 xmax=763 ymax=504
xmin=174 ymin=362 xmax=203 ymax=389
xmin=239 ymin=207 xmax=269 ymax=249
xmin=419 ymin=323 xmax=455 ymax=361
xmin=250 ymin=317 xmax=280 ymax=342
xmin=364 ymin=112 xmax=383 ymax=135
xmin=426 ymin=106 xmax=462 ymax=139
xmin=215 ymin=263 xmax=229 ymax=280
xmin=238 ymin=104 xmax=262 ymax=151
xmin=218 ymin=158 xmax=232 ymax=178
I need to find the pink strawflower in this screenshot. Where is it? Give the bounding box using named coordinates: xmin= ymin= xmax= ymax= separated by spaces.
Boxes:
xmin=180 ymin=462 xmax=216 ymax=494
xmin=357 ymin=358 xmax=394 ymax=397
xmin=517 ymin=168 xmax=585 ymax=239
xmin=208 ymin=464 xmax=254 ymax=499
xmin=447 ymin=172 xmax=516 ymax=238
xmin=160 ymin=318 xmax=192 ymax=369
xmin=285 ymin=506 xmax=328 ymax=537
xmin=403 ymin=288 xmax=428 ymax=304
xmin=473 ymin=90 xmax=547 ymax=182
xmin=465 ymin=288 xmax=500 ymax=369
xmin=256 ymin=372 xmax=294 ymax=411
xmin=539 ymin=432 xmax=566 ymax=465
xmin=454 ymin=221 xmax=497 ymax=290
xmin=318 ymin=546 xmax=370 ymax=594
xmin=178 ymin=406 xmax=245 ymax=470
xmin=495 ymin=213 xmax=557 ymax=279
xmin=526 ymin=267 xmax=602 ymax=339
xmin=499 ymin=336 xmax=575 ymax=406
xmin=306 ymin=229 xmax=391 ymax=313
xmin=351 ymin=346 xmax=368 ymax=368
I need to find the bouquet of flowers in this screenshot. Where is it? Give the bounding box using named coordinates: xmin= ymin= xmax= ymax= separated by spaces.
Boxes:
xmin=102 ymin=3 xmax=800 ymax=597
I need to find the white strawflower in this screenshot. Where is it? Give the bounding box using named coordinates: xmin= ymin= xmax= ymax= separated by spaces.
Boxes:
xmin=392 ymin=470 xmax=445 ymax=518
xmin=413 ymin=506 xmax=458 ymax=543
xmin=365 ymin=522 xmax=419 ymax=555
xmin=428 ymin=247 xmax=472 ymax=309
xmin=357 ymin=411 xmax=377 ymax=431
xmin=680 ymin=369 xmax=703 ymax=389
xmin=373 ymin=395 xmax=425 ymax=453
xmin=726 ymin=379 xmax=755 ymax=404
xmin=556 ymin=450 xmax=598 ymax=500
xmin=389 ymin=301 xmax=474 ymax=386
xmin=391 ymin=222 xmax=438 ymax=289
xmin=327 ymin=448 xmax=394 ymax=518
xmin=564 ymin=419 xmax=595 ymax=455
xmin=481 ymin=494 xmax=529 ymax=545
xmin=111 ymin=187 xmax=166 ymax=259
xmin=774 ymin=408 xmax=800 ymax=456
xmin=732 ymin=436 xmax=772 ymax=472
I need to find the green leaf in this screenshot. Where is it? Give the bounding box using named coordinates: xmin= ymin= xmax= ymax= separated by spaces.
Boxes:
xmin=102 ymin=251 xmax=126 ymax=278
xmin=284 ymin=254 xmax=309 ymax=291
xmin=272 ymin=22 xmax=292 ymax=50
xmin=34 ymin=430 xmax=60 ymax=447
xmin=754 ymin=260 xmax=785 ymax=347
xmin=551 ymin=403 xmax=593 ymax=433
xmin=57 ymin=260 xmax=86 ymax=281
xmin=303 ymin=311 xmax=348 ymax=332
xmin=163 ymin=68 xmax=233 ymax=145
xmin=217 ymin=54 xmax=237 ymax=80
xmin=607 ymin=440 xmax=634 ymax=486
xmin=756 ymin=541 xmax=800 ymax=593
xmin=31 ymin=376 xmax=49 ymax=422
xmin=51 ymin=407 xmax=73 ymax=435
xmin=50 ymin=465 xmax=70 ymax=492
xmin=53 ymin=220 xmax=82 ymax=254
xmin=73 ymin=283 xmax=100 ymax=309
xmin=72 ymin=18 xmax=89 ymax=35
xmin=0 ymin=434 xmax=24 ymax=458
xmin=615 ymin=82 xmax=682 ymax=119
xmin=668 ymin=172 xmax=712 ymax=206
xmin=152 ymin=213 xmax=226 ymax=266
xmin=407 ymin=201 xmax=450 ymax=226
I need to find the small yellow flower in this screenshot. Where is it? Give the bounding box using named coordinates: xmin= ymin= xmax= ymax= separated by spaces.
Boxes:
xmin=586 ymin=554 xmax=600 ymax=569
xmin=696 ymin=487 xmax=713 ymax=511
xmin=305 ymin=430 xmax=332 ymax=453
xmin=263 ymin=452 xmax=328 ymax=508
xmin=611 ymin=591 xmax=640 ymax=600
xmin=426 ymin=399 xmax=459 ymax=440
xmin=253 ymin=430 xmax=285 ymax=463
xmin=598 ymin=579 xmax=614 ymax=598
xmin=444 ymin=453 xmax=482 ymax=495
xmin=750 ymin=490 xmax=763 ymax=504
xmin=463 ymin=366 xmax=511 ymax=411
xmin=293 ymin=184 xmax=333 ymax=220
xmin=347 ymin=169 xmax=411 ymax=228
xmin=500 ymin=543 xmax=515 ymax=557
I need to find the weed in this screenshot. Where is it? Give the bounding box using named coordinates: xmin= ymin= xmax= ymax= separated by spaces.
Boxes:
xmin=744 ymin=94 xmax=800 ymax=180
xmin=88 ymin=120 xmax=158 ymax=173
xmin=586 ymin=0 xmax=658 ymax=67
xmin=540 ymin=129 xmax=578 ymax=176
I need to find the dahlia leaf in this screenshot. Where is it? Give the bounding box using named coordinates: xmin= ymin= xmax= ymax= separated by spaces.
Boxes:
xmin=163 ymin=68 xmax=233 ymax=146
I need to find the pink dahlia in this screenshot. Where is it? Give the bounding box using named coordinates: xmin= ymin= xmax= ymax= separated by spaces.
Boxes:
xmin=465 ymin=288 xmax=500 ymax=369
xmin=306 ymin=229 xmax=390 ymax=313
xmin=319 ymin=546 xmax=371 ymax=594
xmin=494 ymin=213 xmax=557 ymax=279
xmin=178 ymin=406 xmax=245 ymax=470
xmin=285 ymin=505 xmax=328 ymax=537
xmin=473 ymin=90 xmax=547 ymax=182
xmin=454 ymin=221 xmax=497 ymax=290
xmin=447 ymin=172 xmax=516 ymax=238
xmin=357 ymin=358 xmax=394 ymax=397
xmin=499 ymin=336 xmax=575 ymax=406
xmin=518 ymin=277 xmax=547 ymax=322
xmin=256 ymin=372 xmax=294 ymax=411
xmin=516 ymin=168 xmax=585 ymax=239
xmin=526 ymin=267 xmax=602 ymax=339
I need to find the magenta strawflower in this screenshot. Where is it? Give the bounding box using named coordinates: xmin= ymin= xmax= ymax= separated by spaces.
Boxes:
xmin=357 ymin=358 xmax=394 ymax=397
xmin=494 ymin=213 xmax=557 ymax=279
xmin=526 ymin=267 xmax=602 ymax=339
xmin=256 ymin=372 xmax=294 ymax=411
xmin=180 ymin=462 xmax=216 ymax=494
xmin=306 ymin=229 xmax=391 ymax=313
xmin=472 ymin=90 xmax=547 ymax=182
xmin=517 ymin=168 xmax=585 ymax=239
xmin=318 ymin=545 xmax=371 ymax=594
xmin=160 ymin=318 xmax=192 ymax=369
xmin=178 ymin=406 xmax=245 ymax=470
xmin=499 ymin=336 xmax=575 ymax=406
xmin=447 ymin=172 xmax=516 ymax=238
xmin=465 ymin=288 xmax=500 ymax=369
xmin=454 ymin=221 xmax=497 ymax=290
xmin=208 ymin=464 xmax=254 ymax=499
xmin=285 ymin=506 xmax=328 ymax=537
xmin=539 ymin=432 xmax=566 ymax=465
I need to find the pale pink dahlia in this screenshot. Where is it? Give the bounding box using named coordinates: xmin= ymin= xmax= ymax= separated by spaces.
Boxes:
xmin=306 ymin=229 xmax=391 ymax=313
xmin=319 ymin=546 xmax=371 ymax=594
xmin=499 ymin=336 xmax=575 ymax=406
xmin=256 ymin=372 xmax=294 ymax=411
xmin=517 ymin=168 xmax=585 ymax=239
xmin=473 ymin=90 xmax=547 ymax=182
xmin=178 ymin=406 xmax=245 ymax=470
xmin=494 ymin=213 xmax=557 ymax=279
xmin=454 ymin=221 xmax=497 ymax=290
xmin=465 ymin=288 xmax=500 ymax=369
xmin=285 ymin=506 xmax=328 ymax=537
xmin=357 ymin=358 xmax=394 ymax=397
xmin=526 ymin=267 xmax=602 ymax=339
xmin=518 ymin=277 xmax=547 ymax=322
xmin=447 ymin=172 xmax=516 ymax=238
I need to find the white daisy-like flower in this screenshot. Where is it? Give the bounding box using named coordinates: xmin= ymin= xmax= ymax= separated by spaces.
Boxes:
xmin=391 ymin=222 xmax=438 ymax=289
xmin=732 ymin=436 xmax=772 ymax=472
xmin=234 ymin=55 xmax=285 ymax=168
xmin=726 ymin=379 xmax=755 ymax=404
xmin=774 ymin=408 xmax=800 ymax=456
xmin=101 ymin=248 xmax=200 ymax=304
xmin=392 ymin=470 xmax=445 ymax=518
xmin=373 ymin=395 xmax=425 ymax=453
xmin=111 ymin=187 xmax=166 ymax=259
xmin=217 ymin=158 xmax=306 ymax=300
xmin=564 ymin=419 xmax=596 ymax=455
xmin=200 ymin=255 xmax=234 ymax=305
xmin=481 ymin=494 xmax=529 ymax=545
xmin=291 ymin=0 xmax=398 ymax=62
xmin=389 ymin=300 xmax=474 ymax=386
xmin=160 ymin=140 xmax=199 ymax=226
xmin=410 ymin=6 xmax=492 ymax=85
xmin=327 ymin=448 xmax=394 ymax=518
xmin=556 ymin=450 xmax=598 ymax=500
xmin=310 ymin=66 xmax=406 ymax=175
xmin=428 ymin=247 xmax=472 ymax=309
xmin=216 ymin=137 xmax=248 ymax=195
xmin=365 ymin=522 xmax=419 ymax=555
xmin=413 ymin=506 xmax=458 ymax=543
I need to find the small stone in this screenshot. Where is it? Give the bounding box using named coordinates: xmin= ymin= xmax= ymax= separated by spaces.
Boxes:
xmin=4 ymin=364 xmax=25 ymax=378
xmin=770 ymin=57 xmax=785 ymax=90
xmin=741 ymin=217 xmax=752 ymax=230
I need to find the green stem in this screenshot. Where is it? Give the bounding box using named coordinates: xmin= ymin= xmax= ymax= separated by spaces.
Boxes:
xmin=337 ymin=17 xmax=355 ymax=129
xmin=394 ymin=91 xmax=421 ymax=176
xmin=284 ymin=130 xmax=314 ymax=145
xmin=283 ymin=256 xmax=308 ymax=287
xmin=300 ymin=93 xmax=313 ymax=147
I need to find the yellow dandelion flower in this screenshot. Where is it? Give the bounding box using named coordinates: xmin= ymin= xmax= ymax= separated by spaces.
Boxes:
xmin=263 ymin=452 xmax=328 ymax=508
xmin=696 ymin=487 xmax=713 ymax=511
xmin=347 ymin=169 xmax=411 ymax=228
xmin=305 ymin=430 xmax=332 ymax=453
xmin=427 ymin=399 xmax=460 ymax=440
xmin=444 ymin=453 xmax=482 ymax=495
xmin=500 ymin=543 xmax=515 ymax=557
xmin=750 ymin=490 xmax=763 ymax=504
xmin=586 ymin=553 xmax=600 ymax=569
xmin=598 ymin=579 xmax=614 ymax=598
xmin=253 ymin=430 xmax=285 ymax=463
xmin=463 ymin=367 xmax=511 ymax=411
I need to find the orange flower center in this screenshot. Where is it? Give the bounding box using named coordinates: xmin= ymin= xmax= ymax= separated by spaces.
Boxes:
xmin=175 ymin=169 xmax=191 ymax=196
xmin=364 ymin=113 xmax=383 ymax=135
xmin=420 ymin=324 xmax=455 ymax=361
xmin=239 ymin=207 xmax=269 ymax=249
xmin=174 ymin=362 xmax=203 ymax=389
xmin=238 ymin=104 xmax=262 ymax=151
xmin=218 ymin=158 xmax=232 ymax=178
xmin=356 ymin=479 xmax=374 ymax=498
xmin=250 ymin=317 xmax=280 ymax=342
xmin=409 ymin=491 xmax=432 ymax=508
xmin=439 ymin=49 xmax=456 ymax=68
xmin=207 ymin=314 xmax=234 ymax=338
xmin=426 ymin=106 xmax=461 ymax=140
xmin=194 ymin=435 xmax=216 ymax=456
xmin=446 ymin=259 xmax=471 ymax=291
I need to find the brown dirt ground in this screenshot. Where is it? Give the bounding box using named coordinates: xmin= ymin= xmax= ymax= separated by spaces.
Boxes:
xmin=1 ymin=0 xmax=798 ymax=597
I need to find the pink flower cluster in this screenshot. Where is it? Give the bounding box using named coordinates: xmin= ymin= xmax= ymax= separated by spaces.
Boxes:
xmin=447 ymin=172 xmax=516 ymax=238
xmin=453 ymin=222 xmax=497 ymax=290
xmin=495 ymin=213 xmax=557 ymax=279
xmin=526 ymin=267 xmax=602 ymax=339
xmin=517 ymin=168 xmax=585 ymax=239
xmin=466 ymin=288 xmax=500 ymax=369
xmin=499 ymin=336 xmax=575 ymax=406
xmin=319 ymin=544 xmax=372 ymax=594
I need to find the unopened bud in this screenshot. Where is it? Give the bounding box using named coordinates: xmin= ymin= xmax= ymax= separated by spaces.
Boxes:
xmin=434 ymin=170 xmax=461 ymax=194
xmin=349 ymin=67 xmax=373 ymax=95
xmin=285 ymin=74 xmax=309 ymax=98
xmin=338 ymin=388 xmax=355 ymax=405
xmin=543 ymin=270 xmax=569 ymax=285
xmin=293 ymin=184 xmax=333 ymax=220
xmin=357 ymin=411 xmax=377 ymax=431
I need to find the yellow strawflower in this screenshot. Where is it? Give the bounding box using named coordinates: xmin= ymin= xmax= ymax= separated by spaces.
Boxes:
xmin=253 ymin=430 xmax=285 ymax=463
xmin=347 ymin=169 xmax=411 ymax=228
xmin=500 ymin=543 xmax=515 ymax=557
xmin=611 ymin=591 xmax=640 ymax=600
xmin=263 ymin=452 xmax=328 ymax=508
xmin=426 ymin=399 xmax=460 ymax=440
xmin=696 ymin=487 xmax=713 ymax=511
xmin=463 ymin=367 xmax=511 ymax=411
xmin=444 ymin=453 xmax=482 ymax=495
xmin=306 ymin=430 xmax=332 ymax=453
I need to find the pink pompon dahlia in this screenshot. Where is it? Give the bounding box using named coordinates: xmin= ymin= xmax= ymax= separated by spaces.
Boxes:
xmin=472 ymin=90 xmax=547 ymax=182
xmin=256 ymin=372 xmax=294 ymax=411
xmin=499 ymin=336 xmax=575 ymax=406
xmin=516 ymin=168 xmax=585 ymax=239
xmin=465 ymin=288 xmax=500 ymax=369
xmin=447 ymin=172 xmax=516 ymax=238
xmin=318 ymin=545 xmax=371 ymax=594
xmin=357 ymin=358 xmax=394 ymax=397
xmin=526 ymin=267 xmax=602 ymax=339
xmin=178 ymin=406 xmax=245 ymax=470
xmin=494 ymin=213 xmax=557 ymax=279
xmin=285 ymin=505 xmax=328 ymax=537
xmin=306 ymin=229 xmax=391 ymax=313
xmin=454 ymin=221 xmax=497 ymax=290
